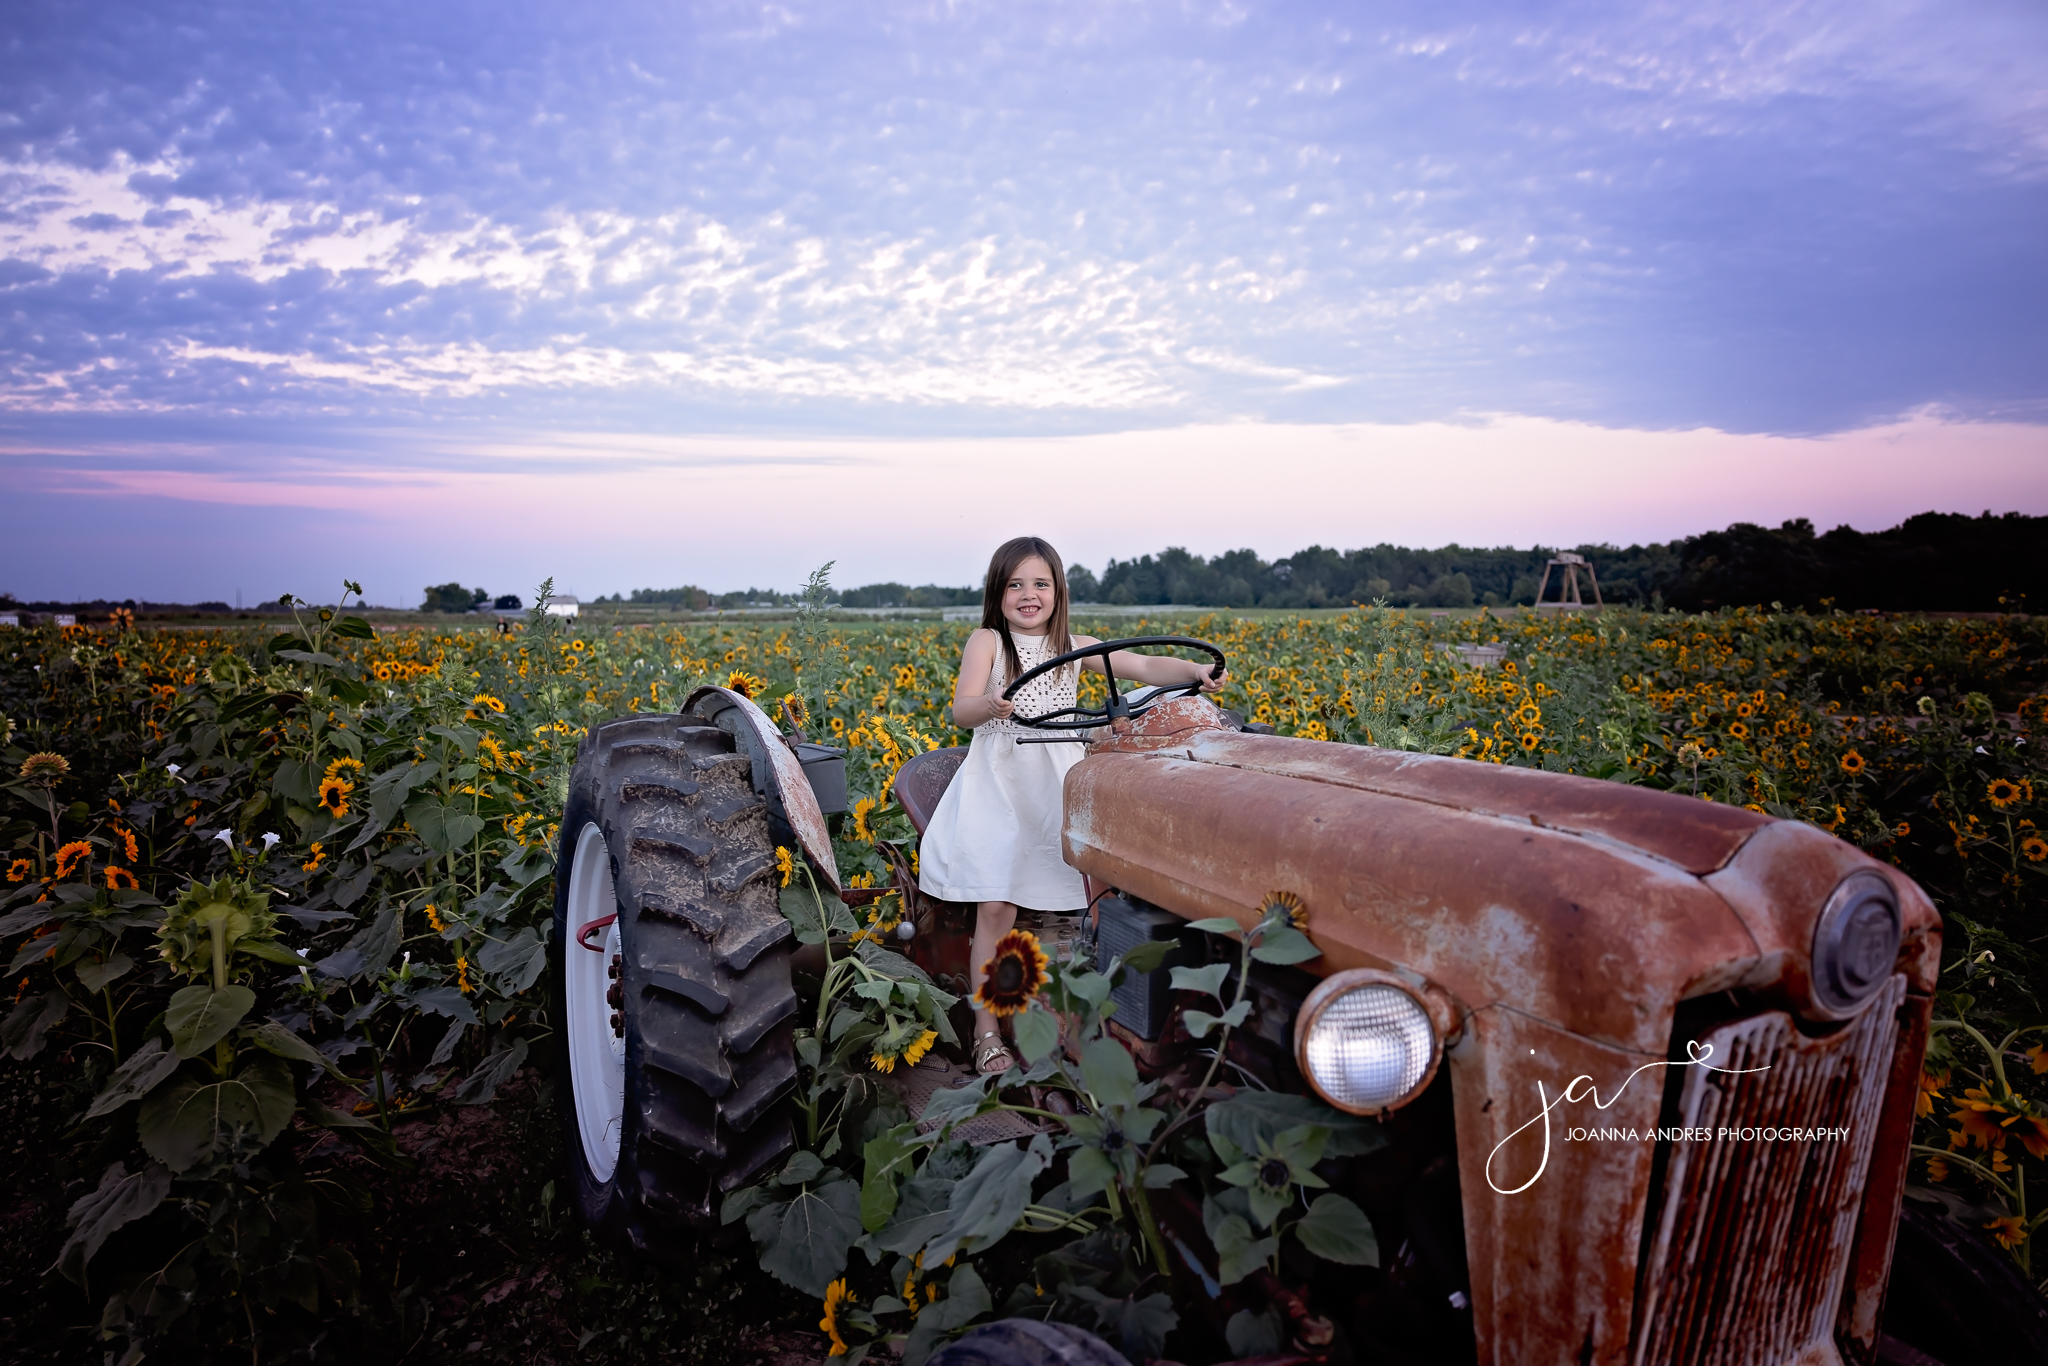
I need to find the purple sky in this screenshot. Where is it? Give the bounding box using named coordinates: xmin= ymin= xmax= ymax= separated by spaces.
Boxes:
xmin=2 ymin=0 xmax=2044 ymax=604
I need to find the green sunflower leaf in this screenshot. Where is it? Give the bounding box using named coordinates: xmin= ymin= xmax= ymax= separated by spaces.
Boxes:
xmin=166 ymin=984 xmax=257 ymax=1058
xmin=1248 ymin=923 xmax=1320 ymax=965
xmin=1293 ymin=1193 xmax=1379 ymax=1266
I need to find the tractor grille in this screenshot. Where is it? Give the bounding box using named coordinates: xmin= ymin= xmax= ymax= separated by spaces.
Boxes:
xmin=1632 ymin=974 xmax=1906 ymax=1366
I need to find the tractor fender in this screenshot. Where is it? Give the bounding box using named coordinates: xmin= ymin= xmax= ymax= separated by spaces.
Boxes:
xmin=683 ymin=686 xmax=841 ymax=895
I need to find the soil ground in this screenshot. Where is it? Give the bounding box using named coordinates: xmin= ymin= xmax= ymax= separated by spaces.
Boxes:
xmin=0 ymin=1051 xmax=831 ymax=1364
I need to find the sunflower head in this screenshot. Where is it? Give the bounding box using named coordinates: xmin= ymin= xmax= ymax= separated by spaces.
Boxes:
xmin=157 ymin=874 xmax=282 ymax=985
xmin=8 ymin=857 xmax=35 ymax=883
xmin=1677 ymin=742 xmax=1704 ymax=766
xmin=2022 ymin=835 xmax=2048 ymax=864
xmin=781 ymin=692 xmax=810 ymax=727
xmin=1258 ymin=890 xmax=1307 ymax=931
xmin=976 ymin=929 xmax=1050 ymax=1017
xmin=19 ymin=752 xmax=70 ymax=788
xmin=1986 ymin=1215 xmax=2025 ymax=1250
xmin=820 ymin=1279 xmax=853 ymax=1357
xmin=775 ymin=845 xmax=795 ymax=887
xmin=1839 ymin=750 xmax=1866 ymax=776
xmin=1988 ymin=778 xmax=2022 ymax=810
xmin=850 ymin=796 xmax=878 ymax=843
xmin=724 ymin=670 xmax=767 ymax=699
xmin=52 ymin=840 xmax=94 ymax=879
xmin=317 ymin=775 xmax=354 ymax=817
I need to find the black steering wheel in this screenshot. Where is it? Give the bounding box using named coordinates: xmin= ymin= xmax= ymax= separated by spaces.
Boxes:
xmin=1001 ymin=635 xmax=1227 ymax=729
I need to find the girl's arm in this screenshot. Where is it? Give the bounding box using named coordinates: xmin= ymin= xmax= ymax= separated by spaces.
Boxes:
xmin=950 ymin=629 xmax=1014 ymax=728
xmin=1072 ymin=635 xmax=1228 ymax=692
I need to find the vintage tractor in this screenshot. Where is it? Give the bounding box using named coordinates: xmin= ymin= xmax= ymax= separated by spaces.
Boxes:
xmin=551 ymin=635 xmax=2035 ymax=1365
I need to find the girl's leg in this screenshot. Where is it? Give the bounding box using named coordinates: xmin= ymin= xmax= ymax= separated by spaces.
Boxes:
xmin=971 ymin=899 xmax=1018 ymax=1072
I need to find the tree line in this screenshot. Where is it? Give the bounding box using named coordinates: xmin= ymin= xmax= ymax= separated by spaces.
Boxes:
xmin=602 ymin=511 xmax=2042 ymax=614
xmin=16 ymin=510 xmax=2030 ymax=619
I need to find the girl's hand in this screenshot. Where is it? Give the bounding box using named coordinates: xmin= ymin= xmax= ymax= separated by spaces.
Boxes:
xmin=982 ymin=693 xmax=1016 ymax=723
xmin=1197 ymin=665 xmax=1228 ymax=694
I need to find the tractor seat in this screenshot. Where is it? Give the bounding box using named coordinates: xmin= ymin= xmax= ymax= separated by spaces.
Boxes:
xmin=892 ymin=746 xmax=968 ymax=837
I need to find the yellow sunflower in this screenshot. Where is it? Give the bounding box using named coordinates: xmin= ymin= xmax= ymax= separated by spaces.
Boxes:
xmin=317 ymin=776 xmax=353 ymax=817
xmin=2022 ymin=835 xmax=2048 ymax=863
xmin=724 ymin=669 xmax=767 ymax=699
xmin=323 ymin=755 xmax=365 ymax=783
xmin=302 ymin=841 xmax=326 ymax=873
xmin=104 ymin=866 xmax=139 ymax=890
xmin=467 ymin=692 xmax=507 ymax=719
xmin=976 ymin=929 xmax=1050 ymax=1017
xmin=1258 ymin=889 xmax=1308 ymax=930
xmin=1987 ymin=778 xmax=2022 ymax=810
xmin=820 ymin=1279 xmax=853 ymax=1357
xmin=775 ymin=846 xmax=794 ymax=887
xmin=19 ymin=752 xmax=70 ymax=787
xmin=1839 ymin=750 xmax=1866 ymax=776
xmin=5 ymin=858 xmax=31 ymax=883
xmin=850 ymin=796 xmax=878 ymax=843
xmin=53 ymin=840 xmax=93 ymax=879
xmin=902 ymin=1028 xmax=938 ymax=1068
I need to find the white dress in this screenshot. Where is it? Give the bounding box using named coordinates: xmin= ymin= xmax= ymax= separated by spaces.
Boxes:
xmin=917 ymin=632 xmax=1088 ymax=911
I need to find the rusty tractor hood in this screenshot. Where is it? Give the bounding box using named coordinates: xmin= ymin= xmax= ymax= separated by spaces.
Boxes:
xmin=1063 ymin=703 xmax=1939 ymax=1054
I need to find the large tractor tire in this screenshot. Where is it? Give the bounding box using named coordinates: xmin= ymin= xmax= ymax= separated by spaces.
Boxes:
xmin=1879 ymin=1198 xmax=2048 ymax=1363
xmin=553 ymin=713 xmax=799 ymax=1251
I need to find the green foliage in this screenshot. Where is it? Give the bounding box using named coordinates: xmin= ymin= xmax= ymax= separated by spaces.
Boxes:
xmin=743 ymin=865 xmax=1376 ymax=1362
xmin=0 ymin=577 xmax=568 ymax=1358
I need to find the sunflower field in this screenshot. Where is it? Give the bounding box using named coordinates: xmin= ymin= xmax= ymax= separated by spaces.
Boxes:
xmin=1 ymin=591 xmax=2045 ymax=1360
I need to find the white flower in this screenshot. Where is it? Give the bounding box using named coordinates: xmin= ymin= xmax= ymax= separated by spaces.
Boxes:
xmin=261 ymin=832 xmax=281 ymax=849
xmin=214 ymin=829 xmax=234 ymax=846
xmin=166 ymin=764 xmax=181 ymax=777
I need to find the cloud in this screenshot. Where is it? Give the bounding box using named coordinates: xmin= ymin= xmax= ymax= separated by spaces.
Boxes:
xmin=0 ymin=0 xmax=2040 ymax=456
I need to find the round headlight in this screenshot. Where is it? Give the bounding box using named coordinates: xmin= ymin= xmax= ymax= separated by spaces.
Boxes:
xmin=1811 ymin=871 xmax=1901 ymax=1015
xmin=1295 ymin=970 xmax=1442 ymax=1115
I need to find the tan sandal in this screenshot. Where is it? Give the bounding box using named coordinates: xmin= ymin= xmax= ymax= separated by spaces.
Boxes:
xmin=973 ymin=1030 xmax=1015 ymax=1075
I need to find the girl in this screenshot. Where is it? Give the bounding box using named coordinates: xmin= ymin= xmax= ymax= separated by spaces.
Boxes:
xmin=917 ymin=535 xmax=1227 ymax=1073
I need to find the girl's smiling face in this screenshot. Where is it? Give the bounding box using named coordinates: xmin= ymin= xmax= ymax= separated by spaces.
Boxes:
xmin=1001 ymin=556 xmax=1058 ymax=635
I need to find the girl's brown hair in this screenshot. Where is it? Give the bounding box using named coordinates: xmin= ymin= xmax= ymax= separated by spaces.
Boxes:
xmin=981 ymin=536 xmax=1073 ymax=683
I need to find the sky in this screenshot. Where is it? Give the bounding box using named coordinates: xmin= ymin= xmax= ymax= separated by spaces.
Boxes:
xmin=2 ymin=0 xmax=2044 ymax=605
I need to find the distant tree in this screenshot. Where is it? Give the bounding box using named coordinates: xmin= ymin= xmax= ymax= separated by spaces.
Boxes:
xmin=494 ymin=593 xmax=522 ymax=610
xmin=420 ymin=583 xmax=488 ymax=613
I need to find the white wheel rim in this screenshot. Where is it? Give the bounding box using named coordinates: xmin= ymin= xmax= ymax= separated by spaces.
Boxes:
xmin=566 ymin=822 xmax=626 ymax=1183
